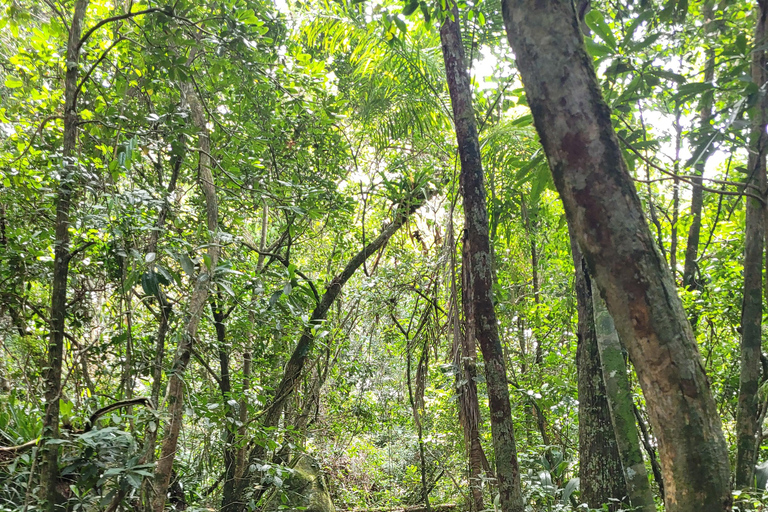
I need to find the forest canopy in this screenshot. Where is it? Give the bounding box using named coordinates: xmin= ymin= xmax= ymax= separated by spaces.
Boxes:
xmin=0 ymin=0 xmax=765 ymax=511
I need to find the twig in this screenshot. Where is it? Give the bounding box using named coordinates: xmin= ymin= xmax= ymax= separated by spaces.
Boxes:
xmin=5 ymin=116 xmax=63 ymax=165
xmin=73 ymin=36 xmax=125 ymax=106
xmin=619 ymin=134 xmax=765 ymax=204
xmin=78 ymin=8 xmax=166 ymax=50
xmin=240 ymin=242 xmax=321 ymax=303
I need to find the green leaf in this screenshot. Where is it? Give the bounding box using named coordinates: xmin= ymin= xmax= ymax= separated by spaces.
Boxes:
xmin=141 ymin=271 xmax=160 ymax=298
xmin=585 ymin=10 xmax=616 ymax=50
xmin=584 ymin=39 xmax=612 ymax=59
xmin=4 ymin=75 xmax=23 ymax=88
xmin=180 ymin=252 xmax=195 ymax=277
xmin=394 ymin=16 xmax=407 ymax=34
xmin=402 ymin=0 xmax=419 ymax=16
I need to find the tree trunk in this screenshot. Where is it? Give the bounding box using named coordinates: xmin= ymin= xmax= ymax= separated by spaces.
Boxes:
xmin=40 ymin=2 xmax=89 ymax=509
xmin=440 ymin=6 xmax=524 ymax=511
xmin=151 ymin=80 xmax=220 ymax=512
xmin=735 ymin=0 xmax=768 ymax=488
xmin=224 ymin=185 xmax=436 ymax=512
xmin=682 ymin=5 xmax=716 ymax=297
xmin=500 ymin=1 xmax=731 ymax=510
xmin=455 ymin=237 xmax=490 ymax=512
xmin=591 ymin=285 xmax=655 ymax=512
xmin=569 ymin=233 xmax=627 ymax=510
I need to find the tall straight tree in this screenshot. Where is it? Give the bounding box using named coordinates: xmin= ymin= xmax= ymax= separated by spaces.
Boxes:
xmin=681 ymin=3 xmax=716 ymax=297
xmin=568 ymin=233 xmax=627 ymax=510
xmin=439 ymin=4 xmax=524 ymax=511
xmin=735 ymin=0 xmax=768 ymax=488
xmin=500 ymin=0 xmax=731 ymax=510
xmin=40 ymin=1 xmax=89 ymax=508
xmin=151 ymin=79 xmax=221 ymax=512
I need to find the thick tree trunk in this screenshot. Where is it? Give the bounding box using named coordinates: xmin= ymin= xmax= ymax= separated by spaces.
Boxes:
xmin=440 ymin=6 xmax=524 ymax=511
xmin=569 ymin=234 xmax=627 ymax=510
xmin=151 ymin=80 xmax=220 ymax=512
xmin=40 ymin=2 xmax=89 ymax=509
xmin=500 ymin=1 xmax=731 ymax=510
xmin=224 ymin=186 xmax=436 ymax=512
xmin=591 ymin=286 xmax=655 ymax=512
xmin=735 ymin=0 xmax=768 ymax=488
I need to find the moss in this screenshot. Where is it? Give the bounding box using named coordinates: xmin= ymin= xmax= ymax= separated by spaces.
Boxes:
xmin=266 ymin=455 xmax=335 ymax=512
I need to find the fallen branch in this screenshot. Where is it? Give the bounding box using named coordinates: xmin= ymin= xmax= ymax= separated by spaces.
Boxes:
xmin=339 ymin=504 xmax=457 ymax=512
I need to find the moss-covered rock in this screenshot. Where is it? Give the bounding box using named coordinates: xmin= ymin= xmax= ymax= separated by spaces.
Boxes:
xmin=265 ymin=455 xmax=335 ymax=512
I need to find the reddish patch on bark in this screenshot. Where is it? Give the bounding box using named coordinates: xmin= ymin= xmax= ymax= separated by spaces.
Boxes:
xmin=679 ymin=377 xmax=699 ymax=398
xmin=561 ymin=131 xmax=589 ymax=164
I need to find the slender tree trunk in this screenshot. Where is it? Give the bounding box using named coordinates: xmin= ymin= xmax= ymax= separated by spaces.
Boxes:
xmin=592 ymin=287 xmax=655 ymax=512
xmin=212 ymin=296 xmax=241 ymax=507
xmin=440 ymin=6 xmax=524 ymax=511
xmin=40 ymin=2 xmax=89 ymax=509
xmin=682 ymin=8 xmax=716 ymax=297
xmin=500 ymin=1 xmax=731 ymax=509
xmin=457 ymin=239 xmax=490 ymax=512
xmin=735 ymin=0 xmax=768 ymax=488
xmin=569 ymin=233 xmax=627 ymax=510
xmin=151 ymin=80 xmax=220 ymax=512
xmin=224 ymin=186 xmax=436 ymax=512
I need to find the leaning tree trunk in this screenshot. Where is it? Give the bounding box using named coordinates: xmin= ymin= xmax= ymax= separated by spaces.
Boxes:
xmin=735 ymin=0 xmax=768 ymax=488
xmin=569 ymin=233 xmax=627 ymax=510
xmin=151 ymin=80 xmax=220 ymax=512
xmin=224 ymin=185 xmax=437 ymax=512
xmin=500 ymin=1 xmax=731 ymax=510
xmin=40 ymin=2 xmax=89 ymax=509
xmin=591 ymin=286 xmax=655 ymax=512
xmin=440 ymin=4 xmax=524 ymax=511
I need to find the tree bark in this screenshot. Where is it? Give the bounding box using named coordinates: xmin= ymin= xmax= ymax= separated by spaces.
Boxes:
xmin=735 ymin=0 xmax=768 ymax=488
xmin=440 ymin=5 xmax=524 ymax=511
xmin=40 ymin=2 xmax=89 ymax=509
xmin=455 ymin=237 xmax=490 ymax=512
xmin=151 ymin=80 xmax=220 ymax=512
xmin=500 ymin=1 xmax=731 ymax=510
xmin=591 ymin=285 xmax=655 ymax=512
xmin=569 ymin=233 xmax=627 ymax=510
xmin=224 ymin=185 xmax=436 ymax=512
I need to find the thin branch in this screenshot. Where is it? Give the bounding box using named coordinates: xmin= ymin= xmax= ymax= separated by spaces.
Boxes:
xmin=66 ymin=241 xmax=96 ymax=263
xmin=73 ymin=37 xmax=125 ymax=106
xmin=192 ymin=348 xmax=223 ymax=387
xmin=5 ymin=116 xmax=63 ymax=165
xmin=240 ymin=242 xmax=321 ymax=303
xmin=78 ymin=8 xmax=165 ymax=50
xmin=619 ymin=134 xmax=765 ymax=204
xmin=42 ymin=0 xmax=69 ymax=34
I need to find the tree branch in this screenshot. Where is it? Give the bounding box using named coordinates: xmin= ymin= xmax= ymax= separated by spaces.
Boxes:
xmin=78 ymin=8 xmax=166 ymax=50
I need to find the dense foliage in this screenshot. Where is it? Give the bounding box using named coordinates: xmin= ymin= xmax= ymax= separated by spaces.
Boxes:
xmin=0 ymin=0 xmax=766 ymax=510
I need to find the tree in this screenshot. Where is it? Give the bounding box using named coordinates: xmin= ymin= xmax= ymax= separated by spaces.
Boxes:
xmin=439 ymin=3 xmax=524 ymax=511
xmin=569 ymin=234 xmax=627 ymax=510
xmin=500 ymin=0 xmax=731 ymax=509
xmin=735 ymin=0 xmax=768 ymax=488
xmin=39 ymin=2 xmax=89 ymax=508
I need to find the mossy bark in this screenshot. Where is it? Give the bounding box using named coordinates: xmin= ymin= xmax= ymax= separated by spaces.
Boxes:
xmin=569 ymin=234 xmax=627 ymax=510
xmin=592 ymin=286 xmax=655 ymax=512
